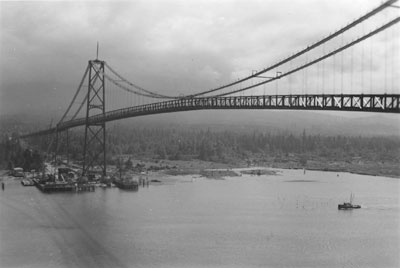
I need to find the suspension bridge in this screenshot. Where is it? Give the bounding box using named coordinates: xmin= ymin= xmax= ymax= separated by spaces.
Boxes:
xmin=22 ymin=0 xmax=400 ymax=176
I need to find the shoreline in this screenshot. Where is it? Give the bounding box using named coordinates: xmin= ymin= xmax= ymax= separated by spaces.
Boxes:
xmin=1 ymin=158 xmax=398 ymax=184
xmin=267 ymin=162 xmax=400 ymax=179
xmin=127 ymin=158 xmax=400 ymax=180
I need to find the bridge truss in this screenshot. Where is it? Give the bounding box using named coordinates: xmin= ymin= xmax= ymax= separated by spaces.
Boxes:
xmin=23 ymin=93 xmax=400 ymax=138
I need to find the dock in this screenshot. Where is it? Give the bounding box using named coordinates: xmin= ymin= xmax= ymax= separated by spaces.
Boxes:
xmin=33 ymin=179 xmax=95 ymax=193
xmin=33 ymin=179 xmax=74 ymax=192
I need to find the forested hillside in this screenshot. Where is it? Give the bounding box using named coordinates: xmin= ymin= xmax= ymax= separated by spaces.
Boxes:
xmin=1 ymin=121 xmax=399 ymax=177
xmin=49 ymin=125 xmax=400 ymax=165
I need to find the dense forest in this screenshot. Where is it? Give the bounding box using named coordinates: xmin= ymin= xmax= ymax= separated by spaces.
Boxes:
xmin=36 ymin=125 xmax=400 ymax=163
xmin=1 ymin=125 xmax=399 ymax=174
xmin=0 ymin=133 xmax=43 ymax=171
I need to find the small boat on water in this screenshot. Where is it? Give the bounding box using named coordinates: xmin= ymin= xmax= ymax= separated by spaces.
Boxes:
xmin=338 ymin=193 xmax=361 ymax=210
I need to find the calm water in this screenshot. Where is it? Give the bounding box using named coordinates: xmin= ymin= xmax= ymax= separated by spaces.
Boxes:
xmin=1 ymin=169 xmax=399 ymax=268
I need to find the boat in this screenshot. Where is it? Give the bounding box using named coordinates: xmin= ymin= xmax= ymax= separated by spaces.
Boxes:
xmin=113 ymin=177 xmax=139 ymax=190
xmin=338 ymin=193 xmax=361 ymax=210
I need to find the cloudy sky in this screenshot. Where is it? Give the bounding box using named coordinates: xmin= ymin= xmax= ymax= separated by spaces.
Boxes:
xmin=0 ymin=0 xmax=398 ymax=118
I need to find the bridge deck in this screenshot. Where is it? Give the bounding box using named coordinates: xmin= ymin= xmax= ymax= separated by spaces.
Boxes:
xmin=23 ymin=94 xmax=400 ymax=137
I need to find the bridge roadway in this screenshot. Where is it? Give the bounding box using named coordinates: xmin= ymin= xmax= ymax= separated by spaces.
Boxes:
xmin=23 ymin=93 xmax=400 ymax=138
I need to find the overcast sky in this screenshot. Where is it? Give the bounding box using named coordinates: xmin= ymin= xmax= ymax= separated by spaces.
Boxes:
xmin=0 ymin=0 xmax=398 ymax=118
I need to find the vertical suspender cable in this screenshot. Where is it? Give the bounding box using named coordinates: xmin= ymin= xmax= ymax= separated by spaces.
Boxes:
xmin=340 ymin=34 xmax=344 ymax=94
xmin=289 ymin=59 xmax=292 ymax=95
xmin=317 ymin=50 xmax=320 ymax=95
xmin=370 ymin=33 xmax=373 ymax=94
xmin=392 ymin=25 xmax=397 ymax=94
xmin=333 ymin=53 xmax=336 ymax=94
xmin=361 ymin=24 xmax=365 ymax=94
xmin=350 ymin=45 xmax=353 ymax=94
xmin=384 ymin=16 xmax=388 ymax=94
xmin=322 ymin=43 xmax=325 ymax=94
xmin=305 ymin=54 xmax=308 ymax=94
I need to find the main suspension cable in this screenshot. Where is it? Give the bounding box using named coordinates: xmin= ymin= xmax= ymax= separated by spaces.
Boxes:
xmin=58 ymin=65 xmax=89 ymax=124
xmin=103 ymin=70 xmax=177 ymax=99
xmin=187 ymin=0 xmax=398 ymax=98
xmin=96 ymin=0 xmax=397 ymax=101
xmin=105 ymin=63 xmax=179 ymax=99
xmin=213 ymin=17 xmax=400 ymax=97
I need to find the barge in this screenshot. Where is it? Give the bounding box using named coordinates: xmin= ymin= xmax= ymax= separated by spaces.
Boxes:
xmin=113 ymin=178 xmax=139 ymax=190
xmin=33 ymin=179 xmax=74 ymax=192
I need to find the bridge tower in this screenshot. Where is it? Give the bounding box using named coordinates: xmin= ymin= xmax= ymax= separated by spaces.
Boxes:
xmin=82 ymin=59 xmax=106 ymax=177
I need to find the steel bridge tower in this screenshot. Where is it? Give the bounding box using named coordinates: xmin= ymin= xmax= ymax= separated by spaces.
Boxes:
xmin=82 ymin=59 xmax=106 ymax=177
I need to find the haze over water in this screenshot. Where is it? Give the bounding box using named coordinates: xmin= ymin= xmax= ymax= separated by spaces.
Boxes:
xmin=1 ymin=169 xmax=399 ymax=268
